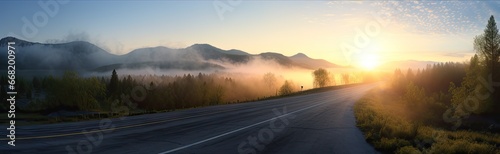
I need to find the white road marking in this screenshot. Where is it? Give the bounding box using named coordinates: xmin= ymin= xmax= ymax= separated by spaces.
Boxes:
xmin=158 ymin=100 xmax=329 ymax=154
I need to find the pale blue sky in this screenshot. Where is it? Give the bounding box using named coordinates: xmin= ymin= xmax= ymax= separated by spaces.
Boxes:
xmin=1 ymin=1 xmax=500 ymax=65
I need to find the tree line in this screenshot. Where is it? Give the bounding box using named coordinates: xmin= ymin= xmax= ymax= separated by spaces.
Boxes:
xmin=0 ymin=69 xmax=308 ymax=113
xmin=389 ymin=15 xmax=500 ymax=130
xmin=0 ymin=66 xmax=375 ymax=113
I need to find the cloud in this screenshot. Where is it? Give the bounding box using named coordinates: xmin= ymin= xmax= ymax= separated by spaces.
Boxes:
xmin=45 ymin=32 xmax=90 ymax=43
xmin=326 ymin=1 xmax=363 ymax=5
xmin=325 ymin=1 xmax=498 ymax=35
xmin=157 ymin=39 xmax=188 ymax=49
xmin=93 ymin=38 xmax=130 ymax=55
xmin=63 ymin=32 xmax=90 ymax=42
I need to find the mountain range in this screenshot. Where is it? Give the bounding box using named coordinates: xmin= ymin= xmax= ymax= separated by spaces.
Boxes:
xmin=0 ymin=37 xmax=340 ymax=72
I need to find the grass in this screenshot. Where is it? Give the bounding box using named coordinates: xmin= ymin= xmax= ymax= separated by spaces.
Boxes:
xmin=0 ymin=111 xmax=123 ymax=126
xmin=354 ymin=87 xmax=500 ymax=153
xmin=0 ymin=113 xmax=49 ymax=125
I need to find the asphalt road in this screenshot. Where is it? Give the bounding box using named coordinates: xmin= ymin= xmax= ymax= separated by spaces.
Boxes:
xmin=1 ymin=83 xmax=379 ymax=154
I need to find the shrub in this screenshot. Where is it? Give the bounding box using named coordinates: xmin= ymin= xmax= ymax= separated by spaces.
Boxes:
xmin=279 ymin=80 xmax=295 ymax=96
xmin=429 ymin=139 xmax=497 ymax=154
xmin=354 ymin=88 xmax=500 ymax=153
xmin=396 ymin=146 xmax=422 ymax=154
xmin=374 ymin=137 xmax=412 ymax=152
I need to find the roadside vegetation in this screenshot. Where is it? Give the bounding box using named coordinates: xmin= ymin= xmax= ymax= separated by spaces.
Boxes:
xmin=355 ymin=15 xmax=500 ymax=153
xmin=355 ymin=87 xmax=500 ymax=153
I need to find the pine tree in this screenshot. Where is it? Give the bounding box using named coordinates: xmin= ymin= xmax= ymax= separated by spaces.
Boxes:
xmin=473 ymin=15 xmax=500 ymax=111
xmin=32 ymin=77 xmax=41 ymax=91
xmin=109 ymin=69 xmax=119 ymax=97
xmin=474 ymin=16 xmax=500 ymax=78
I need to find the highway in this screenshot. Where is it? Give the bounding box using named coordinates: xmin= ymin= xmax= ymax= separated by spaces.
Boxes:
xmin=0 ymin=83 xmax=378 ymax=154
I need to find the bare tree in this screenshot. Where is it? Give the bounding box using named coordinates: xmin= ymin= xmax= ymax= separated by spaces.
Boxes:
xmin=263 ymin=72 xmax=277 ymax=95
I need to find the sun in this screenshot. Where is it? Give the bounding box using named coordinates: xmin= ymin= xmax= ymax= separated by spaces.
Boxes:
xmin=359 ymin=53 xmax=380 ymax=70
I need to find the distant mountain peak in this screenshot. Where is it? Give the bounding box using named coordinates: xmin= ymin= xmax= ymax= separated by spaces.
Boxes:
xmin=188 ymin=43 xmax=251 ymax=56
xmin=188 ymin=43 xmax=219 ymax=50
xmin=225 ymin=49 xmax=250 ymax=55
xmin=0 ymin=36 xmax=20 ymax=42
xmin=0 ymin=36 xmax=35 ymax=46
xmin=261 ymin=52 xmax=285 ymax=56
xmin=289 ymin=52 xmax=339 ymax=69
xmin=291 ymin=53 xmax=309 ymax=59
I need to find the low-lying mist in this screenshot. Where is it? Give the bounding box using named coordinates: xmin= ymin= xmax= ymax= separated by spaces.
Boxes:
xmin=85 ymin=55 xmax=370 ymax=90
xmin=87 ymin=57 xmax=338 ymax=90
xmin=4 ymin=55 xmax=383 ymax=114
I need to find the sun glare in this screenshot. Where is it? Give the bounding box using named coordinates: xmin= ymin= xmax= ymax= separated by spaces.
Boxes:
xmin=359 ymin=53 xmax=379 ymax=70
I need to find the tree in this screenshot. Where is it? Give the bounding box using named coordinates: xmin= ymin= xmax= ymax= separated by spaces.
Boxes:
xmin=473 ymin=15 xmax=500 ymax=111
xmin=0 ymin=76 xmax=5 ymax=110
xmin=263 ymin=72 xmax=277 ymax=94
xmin=210 ymin=85 xmax=224 ymax=105
xmin=109 ymin=69 xmax=120 ymax=97
xmin=342 ymin=73 xmax=350 ymax=85
xmin=46 ymin=71 xmax=105 ymax=110
xmin=404 ymin=82 xmax=427 ymax=108
xmin=32 ymin=77 xmax=41 ymax=91
xmin=279 ymin=80 xmax=295 ymax=96
xmin=448 ymin=55 xmax=486 ymax=117
xmin=474 ymin=15 xmax=500 ymax=79
xmin=78 ymin=77 xmax=106 ymax=110
xmin=406 ymin=68 xmax=414 ymax=81
xmin=17 ymin=77 xmax=27 ymax=97
xmin=312 ymin=68 xmax=330 ymax=88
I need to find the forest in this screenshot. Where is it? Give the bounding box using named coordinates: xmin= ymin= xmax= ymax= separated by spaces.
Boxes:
xmin=0 ymin=67 xmax=375 ymax=121
xmin=355 ymin=16 xmax=500 ymax=153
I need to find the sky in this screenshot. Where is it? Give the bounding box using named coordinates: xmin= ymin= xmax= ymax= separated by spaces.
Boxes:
xmin=1 ymin=0 xmax=500 ymax=66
